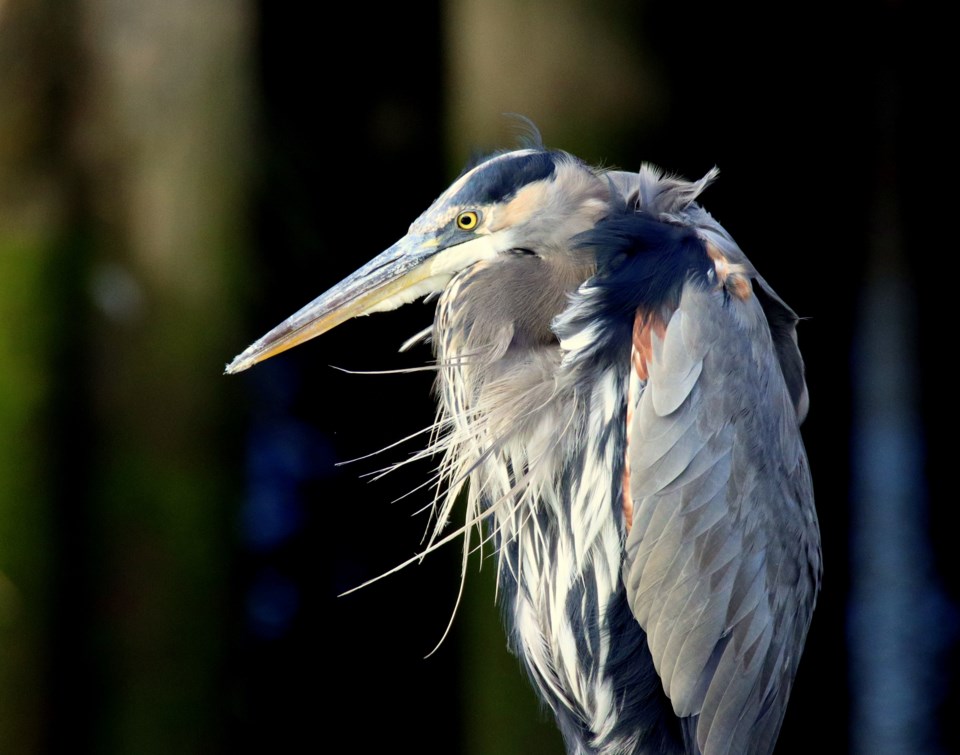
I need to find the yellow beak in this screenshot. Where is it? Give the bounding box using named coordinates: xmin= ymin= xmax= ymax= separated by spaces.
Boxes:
xmin=225 ymin=234 xmax=446 ymax=374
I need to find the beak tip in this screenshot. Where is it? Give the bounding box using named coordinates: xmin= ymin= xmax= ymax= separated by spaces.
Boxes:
xmin=224 ymin=352 xmax=254 ymax=375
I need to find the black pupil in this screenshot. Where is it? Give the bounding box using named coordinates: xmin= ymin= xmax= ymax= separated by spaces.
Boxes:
xmin=461 ymin=214 xmax=473 ymax=227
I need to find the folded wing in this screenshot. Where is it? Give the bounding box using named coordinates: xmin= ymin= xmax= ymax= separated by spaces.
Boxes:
xmin=623 ymin=271 xmax=819 ymax=755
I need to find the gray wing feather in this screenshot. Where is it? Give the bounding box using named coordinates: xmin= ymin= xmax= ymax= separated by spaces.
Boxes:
xmin=623 ymin=281 xmax=820 ymax=755
xmin=650 ymin=308 xmax=707 ymax=416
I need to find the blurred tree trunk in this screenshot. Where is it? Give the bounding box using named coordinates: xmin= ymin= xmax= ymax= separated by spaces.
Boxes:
xmin=1 ymin=0 xmax=254 ymax=751
xmin=0 ymin=1 xmax=73 ymax=750
xmin=73 ymin=1 xmax=253 ymax=752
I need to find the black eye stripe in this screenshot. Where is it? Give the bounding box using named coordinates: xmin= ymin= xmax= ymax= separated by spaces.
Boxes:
xmin=451 ymin=151 xmax=557 ymax=205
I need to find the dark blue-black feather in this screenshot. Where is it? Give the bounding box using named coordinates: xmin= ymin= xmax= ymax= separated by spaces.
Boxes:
xmin=602 ymin=592 xmax=686 ymax=754
xmin=569 ymin=211 xmax=714 ymax=376
xmin=586 ymin=211 xmax=711 ymax=319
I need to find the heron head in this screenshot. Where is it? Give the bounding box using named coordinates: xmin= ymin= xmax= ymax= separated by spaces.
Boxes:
xmin=226 ymin=148 xmax=610 ymax=374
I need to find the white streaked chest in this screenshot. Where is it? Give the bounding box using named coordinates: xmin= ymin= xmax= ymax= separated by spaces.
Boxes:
xmin=437 ymin=308 xmax=630 ymax=741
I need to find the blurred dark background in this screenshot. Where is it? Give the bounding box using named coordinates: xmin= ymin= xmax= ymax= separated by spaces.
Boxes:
xmin=0 ymin=1 xmax=953 ymax=753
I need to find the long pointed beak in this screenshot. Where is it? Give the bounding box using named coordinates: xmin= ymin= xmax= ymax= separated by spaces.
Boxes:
xmin=225 ymin=235 xmax=445 ymax=374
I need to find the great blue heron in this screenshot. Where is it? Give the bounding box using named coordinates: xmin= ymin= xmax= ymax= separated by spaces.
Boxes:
xmin=227 ymin=134 xmax=821 ymax=755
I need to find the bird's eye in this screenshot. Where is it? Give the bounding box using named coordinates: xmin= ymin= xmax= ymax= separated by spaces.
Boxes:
xmin=456 ymin=211 xmax=479 ymax=231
